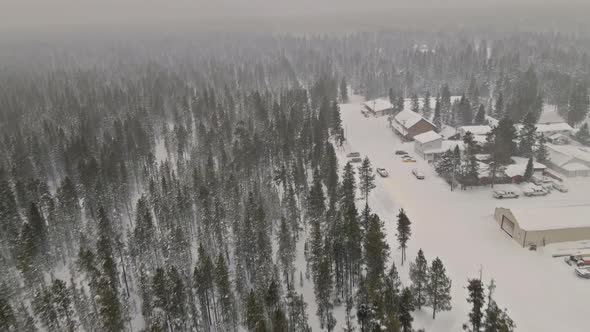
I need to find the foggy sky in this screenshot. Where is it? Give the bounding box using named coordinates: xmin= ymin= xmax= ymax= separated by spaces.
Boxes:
xmin=2 ymin=1 xmax=588 ymax=25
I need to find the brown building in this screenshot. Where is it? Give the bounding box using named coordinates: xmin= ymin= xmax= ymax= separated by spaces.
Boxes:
xmin=391 ymin=109 xmax=437 ymax=140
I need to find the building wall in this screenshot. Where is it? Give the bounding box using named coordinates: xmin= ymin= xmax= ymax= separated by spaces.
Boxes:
xmin=494 ymin=207 xmax=590 ymax=247
xmin=414 ymin=138 xmax=442 ymax=160
xmin=407 ymin=120 xmax=436 ymax=139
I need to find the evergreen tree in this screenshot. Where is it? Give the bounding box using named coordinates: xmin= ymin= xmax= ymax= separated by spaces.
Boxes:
xmin=427 ymin=258 xmax=452 ymax=319
xmin=459 ymin=95 xmax=473 ymax=125
xmin=341 ymin=77 xmax=349 ymax=103
xmin=331 ymin=102 xmax=345 ymax=145
xmin=364 ymin=214 xmax=390 ymax=308
xmin=244 ymin=289 xmax=265 ymax=331
xmin=494 ymin=92 xmax=504 ymax=119
xmin=215 ymin=254 xmax=236 ymax=329
xmin=0 ymin=295 xmax=16 ymax=331
xmin=340 ymin=162 xmax=357 ymax=208
xmin=535 ymin=134 xmax=550 ymax=164
xmin=422 ymin=90 xmax=432 ymax=118
xmin=358 ymin=157 xmax=376 ymax=204
xmin=383 ymin=262 xmax=402 ymax=315
xmin=567 ymin=81 xmax=590 ymax=126
xmin=396 ymin=209 xmax=412 ymax=266
xmin=411 ymin=94 xmax=420 ymax=113
xmin=433 ymin=95 xmax=442 ymax=130
xmin=398 ymin=288 xmax=414 ymax=332
xmin=466 ymin=278 xmax=485 ymax=332
xmin=475 ymin=104 xmax=486 ymax=125
xmin=487 ymin=117 xmax=517 ymax=165
xmin=277 ymin=217 xmax=296 ymax=284
xmin=524 ymin=157 xmax=534 ymax=181
xmin=483 ymin=280 xmax=515 ymax=332
xmin=409 ymin=249 xmax=429 ymax=310
xmin=462 ymin=132 xmax=480 ymax=186
xmin=576 ymin=123 xmax=590 ymax=145
xmin=519 ymin=111 xmax=537 ymax=157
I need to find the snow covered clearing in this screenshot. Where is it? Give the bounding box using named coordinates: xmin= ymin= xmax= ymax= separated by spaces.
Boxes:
xmin=336 ymin=98 xmax=590 ymax=332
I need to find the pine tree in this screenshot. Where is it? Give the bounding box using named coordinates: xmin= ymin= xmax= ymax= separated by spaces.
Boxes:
xmin=340 ymin=162 xmax=357 ymax=209
xmin=467 ymin=278 xmax=485 ymax=332
xmin=331 ymin=102 xmax=345 ymax=145
xmin=398 ymin=288 xmax=414 ymax=332
xmin=462 ymin=132 xmax=480 ymax=186
xmin=524 ymin=157 xmax=534 ymax=181
xmin=383 ymin=262 xmax=402 ymax=315
xmin=396 ymin=209 xmax=412 ymax=266
xmin=358 ymin=157 xmax=376 ymax=204
xmin=494 ymin=92 xmax=504 ymax=119
xmin=364 ymin=214 xmax=389 ymax=308
xmin=433 ymin=95 xmax=442 ymax=130
xmin=567 ymin=81 xmax=590 ymax=126
xmin=459 ymin=95 xmax=473 ymax=125
xmin=576 ymin=123 xmax=590 ymax=146
xmin=322 ymin=142 xmax=339 ymax=208
xmin=422 ymin=91 xmax=432 ymax=118
xmin=341 ymin=77 xmax=349 ymax=103
xmin=0 ymin=295 xmax=16 ymax=331
xmin=271 ymin=307 xmax=289 ymax=332
xmin=411 ymin=94 xmax=420 ymax=113
xmin=51 ymin=279 xmax=76 ymax=332
xmin=409 ymin=249 xmax=429 ymax=310
xmin=277 ymin=217 xmax=296 ymax=284
xmin=483 ymin=280 xmax=515 ymax=332
xmin=427 ymin=258 xmax=452 ymax=319
xmin=535 ymin=134 xmax=550 ymax=164
xmin=487 ymin=117 xmax=517 ymax=165
xmin=244 ymin=289 xmax=265 ymax=331
xmin=215 ymin=254 xmax=236 ymax=329
xmin=475 ymin=104 xmax=486 ymax=125
xmin=519 ymin=111 xmax=537 ymax=157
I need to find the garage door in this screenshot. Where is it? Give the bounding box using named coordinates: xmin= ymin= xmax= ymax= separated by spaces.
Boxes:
xmin=501 ymin=216 xmax=515 ymax=237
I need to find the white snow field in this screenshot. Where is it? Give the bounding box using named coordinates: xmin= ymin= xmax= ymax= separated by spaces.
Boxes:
xmin=333 ymin=97 xmax=590 ymax=332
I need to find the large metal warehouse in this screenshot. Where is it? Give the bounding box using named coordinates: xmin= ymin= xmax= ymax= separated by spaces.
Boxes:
xmin=494 ymin=206 xmax=590 ymax=247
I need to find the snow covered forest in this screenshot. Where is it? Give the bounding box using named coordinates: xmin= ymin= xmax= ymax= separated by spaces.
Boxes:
xmin=1 ymin=27 xmax=589 ymax=332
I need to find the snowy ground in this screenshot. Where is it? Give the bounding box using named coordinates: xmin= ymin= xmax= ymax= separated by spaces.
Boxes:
xmin=334 ymin=97 xmax=590 ymax=332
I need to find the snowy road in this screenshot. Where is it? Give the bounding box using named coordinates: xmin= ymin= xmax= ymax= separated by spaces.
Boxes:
xmin=337 ymin=99 xmax=590 ymax=332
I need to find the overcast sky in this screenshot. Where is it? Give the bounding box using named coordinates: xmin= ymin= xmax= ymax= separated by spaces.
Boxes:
xmin=1 ymin=0 xmax=589 ymax=32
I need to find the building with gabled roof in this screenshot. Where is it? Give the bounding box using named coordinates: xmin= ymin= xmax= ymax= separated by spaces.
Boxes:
xmin=392 ymin=109 xmax=437 ymax=140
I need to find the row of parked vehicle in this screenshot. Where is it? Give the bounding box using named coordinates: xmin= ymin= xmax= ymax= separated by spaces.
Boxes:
xmin=345 ymin=150 xmax=424 ymax=180
xmin=492 ymin=177 xmax=568 ymax=199
xmin=564 ymin=255 xmax=590 ymax=279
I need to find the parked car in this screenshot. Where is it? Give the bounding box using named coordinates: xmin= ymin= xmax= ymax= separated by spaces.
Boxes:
xmin=376 ymin=168 xmax=389 ymax=177
xmin=553 ymin=182 xmax=569 ymax=193
xmin=577 ymin=258 xmax=590 ymax=267
xmin=347 ymin=152 xmax=360 ymax=158
xmin=412 ymin=168 xmax=425 ymax=179
xmin=493 ymin=190 xmax=519 ymax=199
xmin=402 ymin=155 xmax=416 ymax=163
xmin=522 ymin=185 xmax=548 ymax=197
xmin=575 ymin=267 xmax=590 ymax=279
xmin=395 ymin=150 xmax=408 ymax=155
xmin=350 ymin=157 xmax=362 ymax=163
xmin=541 ymin=182 xmax=554 ymax=193
xmin=531 ymin=175 xmax=552 ymax=186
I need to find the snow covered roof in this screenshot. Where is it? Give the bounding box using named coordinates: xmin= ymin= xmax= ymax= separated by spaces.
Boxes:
xmin=394 ymin=109 xmax=434 ymax=130
xmin=549 ymin=133 xmax=569 ymax=140
xmin=473 ymin=135 xmax=488 ymax=145
xmin=536 ymin=122 xmax=574 ymax=133
xmin=486 ymin=116 xmax=499 ymax=127
xmin=414 ymin=131 xmax=442 ymax=144
xmin=515 ymin=122 xmax=574 ymax=134
xmin=364 ymin=98 xmax=393 ymax=112
xmin=422 ymin=140 xmax=464 ymax=154
xmin=547 ymin=144 xmax=590 ymax=164
xmin=562 ymin=163 xmax=590 ymax=171
xmin=504 ymin=158 xmax=546 ymax=178
xmin=438 ymin=126 xmax=458 ymax=139
xmin=509 ymin=205 xmax=590 ymax=231
xmin=459 ymin=125 xmax=492 ymax=136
